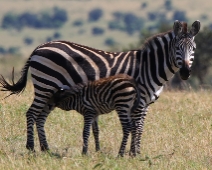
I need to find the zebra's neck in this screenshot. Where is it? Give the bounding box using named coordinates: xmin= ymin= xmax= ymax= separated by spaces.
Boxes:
xmin=135 ymin=31 xmax=179 ymax=105
xmin=138 ymin=31 xmax=178 ymax=86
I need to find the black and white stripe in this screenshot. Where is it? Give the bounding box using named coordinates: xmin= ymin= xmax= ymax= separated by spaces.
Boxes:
xmin=51 ymin=74 xmax=139 ymax=156
xmin=0 ymin=20 xmax=200 ymax=156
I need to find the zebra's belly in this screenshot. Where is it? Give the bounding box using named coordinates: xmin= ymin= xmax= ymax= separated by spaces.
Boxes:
xmin=97 ymin=108 xmax=113 ymax=115
xmin=83 ymin=102 xmax=114 ymax=115
xmin=94 ymin=103 xmax=114 ymax=115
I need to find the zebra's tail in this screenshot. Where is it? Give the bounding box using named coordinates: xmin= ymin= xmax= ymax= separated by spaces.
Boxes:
xmin=131 ymin=80 xmax=140 ymax=113
xmin=0 ymin=58 xmax=31 ymax=98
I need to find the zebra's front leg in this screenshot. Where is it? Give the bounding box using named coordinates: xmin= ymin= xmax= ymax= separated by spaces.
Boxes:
xmin=92 ymin=116 xmax=100 ymax=152
xmin=129 ymin=120 xmax=137 ymax=157
xmin=135 ymin=115 xmax=146 ymax=154
xmin=36 ymin=103 xmax=55 ymax=151
xmin=82 ymin=114 xmax=94 ymax=155
xmin=130 ymin=107 xmax=148 ymax=156
xmin=135 ymin=107 xmax=148 ymax=154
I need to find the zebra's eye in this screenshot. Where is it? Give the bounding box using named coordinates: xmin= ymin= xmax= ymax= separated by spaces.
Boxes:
xmin=190 ymin=58 xmax=194 ymax=62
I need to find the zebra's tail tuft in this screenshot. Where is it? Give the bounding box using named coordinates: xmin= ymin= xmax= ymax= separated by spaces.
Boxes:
xmin=0 ymin=59 xmax=30 ymax=98
xmin=131 ymin=80 xmax=140 ymax=113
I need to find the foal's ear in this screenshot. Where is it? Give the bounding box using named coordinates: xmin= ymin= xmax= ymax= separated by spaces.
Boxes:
xmin=173 ymin=20 xmax=183 ymax=36
xmin=54 ymin=89 xmax=64 ymax=98
xmin=190 ymin=20 xmax=201 ymax=36
xmin=58 ymin=89 xmax=66 ymax=97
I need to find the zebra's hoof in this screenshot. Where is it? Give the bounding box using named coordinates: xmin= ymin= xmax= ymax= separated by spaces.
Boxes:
xmin=40 ymin=145 xmax=50 ymax=151
xmin=129 ymin=151 xmax=136 ymax=157
xmin=95 ymin=147 xmax=100 ymax=152
xmin=26 ymin=143 xmax=35 ymax=152
xmin=117 ymin=152 xmax=124 ymax=157
xmin=82 ymin=149 xmax=88 ymax=155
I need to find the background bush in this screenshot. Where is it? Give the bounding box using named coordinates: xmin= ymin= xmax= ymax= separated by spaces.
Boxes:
xmin=1 ymin=7 xmax=68 ymax=30
xmin=24 ymin=37 xmax=33 ymax=45
xmin=88 ymin=8 xmax=103 ymax=22
xmin=108 ymin=12 xmax=144 ymax=35
xmin=92 ymin=27 xmax=104 ymax=35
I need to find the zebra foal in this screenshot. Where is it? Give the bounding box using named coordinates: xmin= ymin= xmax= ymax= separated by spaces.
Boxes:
xmin=51 ymin=74 xmax=140 ymax=156
xmin=0 ymin=20 xmax=200 ymax=156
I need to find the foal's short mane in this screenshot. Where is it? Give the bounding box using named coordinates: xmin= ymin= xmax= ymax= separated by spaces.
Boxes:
xmin=182 ymin=22 xmax=188 ymax=33
xmin=63 ymin=74 xmax=134 ymax=95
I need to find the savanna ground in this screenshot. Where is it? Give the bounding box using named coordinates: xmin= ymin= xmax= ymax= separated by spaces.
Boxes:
xmin=0 ymin=82 xmax=212 ymax=170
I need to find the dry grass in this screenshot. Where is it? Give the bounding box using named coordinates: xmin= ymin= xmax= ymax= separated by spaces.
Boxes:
xmin=0 ymin=83 xmax=212 ymax=169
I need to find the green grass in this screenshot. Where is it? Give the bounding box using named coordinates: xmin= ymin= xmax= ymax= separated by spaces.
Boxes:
xmin=0 ymin=84 xmax=212 ymax=169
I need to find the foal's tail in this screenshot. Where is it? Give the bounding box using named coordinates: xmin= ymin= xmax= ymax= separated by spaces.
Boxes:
xmin=131 ymin=79 xmax=141 ymax=113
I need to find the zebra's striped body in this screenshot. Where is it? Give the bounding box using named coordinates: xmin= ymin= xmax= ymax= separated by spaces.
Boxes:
xmin=51 ymin=74 xmax=139 ymax=156
xmin=0 ymin=20 xmax=200 ymax=156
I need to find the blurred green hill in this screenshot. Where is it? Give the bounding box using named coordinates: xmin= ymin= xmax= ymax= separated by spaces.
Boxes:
xmin=0 ymin=0 xmax=209 ymax=56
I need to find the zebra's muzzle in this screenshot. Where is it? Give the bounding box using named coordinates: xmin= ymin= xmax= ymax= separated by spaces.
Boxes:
xmin=179 ymin=66 xmax=191 ymax=80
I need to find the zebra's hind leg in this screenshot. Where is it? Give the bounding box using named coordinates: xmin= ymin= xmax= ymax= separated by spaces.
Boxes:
xmin=36 ymin=102 xmax=56 ymax=151
xmin=92 ymin=116 xmax=100 ymax=152
xmin=26 ymin=109 xmax=36 ymax=152
xmin=82 ymin=113 xmax=95 ymax=155
xmin=26 ymin=97 xmax=50 ymax=151
xmin=117 ymin=111 xmax=132 ymax=157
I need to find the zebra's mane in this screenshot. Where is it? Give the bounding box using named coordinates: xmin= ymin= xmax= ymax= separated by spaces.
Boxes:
xmin=140 ymin=22 xmax=188 ymax=51
xmin=140 ymin=29 xmax=173 ymax=51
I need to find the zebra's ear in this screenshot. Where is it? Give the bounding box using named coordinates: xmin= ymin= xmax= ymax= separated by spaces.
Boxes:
xmin=190 ymin=20 xmax=201 ymax=36
xmin=173 ymin=20 xmax=183 ymax=36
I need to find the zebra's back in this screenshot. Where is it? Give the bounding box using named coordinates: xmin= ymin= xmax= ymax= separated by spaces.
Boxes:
xmin=31 ymin=41 xmax=138 ymax=87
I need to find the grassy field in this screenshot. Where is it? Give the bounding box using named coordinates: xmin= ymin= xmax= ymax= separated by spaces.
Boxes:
xmin=0 ymin=82 xmax=212 ymax=169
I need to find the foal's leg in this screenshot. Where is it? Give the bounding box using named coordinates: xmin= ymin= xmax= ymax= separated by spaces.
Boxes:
xmin=92 ymin=116 xmax=100 ymax=152
xmin=82 ymin=113 xmax=95 ymax=154
xmin=117 ymin=109 xmax=132 ymax=157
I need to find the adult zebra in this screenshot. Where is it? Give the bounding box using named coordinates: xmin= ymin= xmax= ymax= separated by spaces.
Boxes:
xmin=0 ymin=20 xmax=200 ymax=156
xmin=52 ymin=74 xmax=140 ymax=156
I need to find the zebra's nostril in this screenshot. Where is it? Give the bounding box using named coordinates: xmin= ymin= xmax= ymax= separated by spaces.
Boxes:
xmin=179 ymin=66 xmax=191 ymax=80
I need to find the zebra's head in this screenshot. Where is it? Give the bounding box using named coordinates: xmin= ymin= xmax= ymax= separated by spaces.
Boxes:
xmin=53 ymin=89 xmax=71 ymax=106
xmin=54 ymin=85 xmax=83 ymax=107
xmin=172 ymin=20 xmax=200 ymax=80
